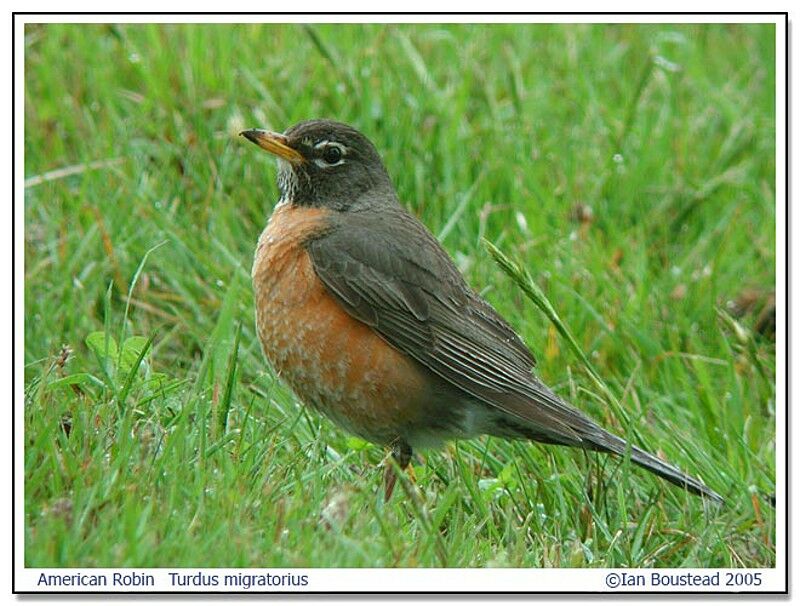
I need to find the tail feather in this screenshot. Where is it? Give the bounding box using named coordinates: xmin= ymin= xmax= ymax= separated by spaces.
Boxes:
xmin=485 ymin=391 xmax=723 ymax=503
xmin=588 ymin=430 xmax=723 ymax=503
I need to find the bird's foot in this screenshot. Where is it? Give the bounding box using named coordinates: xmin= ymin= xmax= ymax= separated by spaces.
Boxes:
xmin=383 ymin=440 xmax=413 ymax=501
xmin=383 ymin=465 xmax=399 ymax=502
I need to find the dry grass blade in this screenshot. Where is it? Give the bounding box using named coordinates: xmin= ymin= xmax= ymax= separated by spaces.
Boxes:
xmin=25 ymin=157 xmax=123 ymax=188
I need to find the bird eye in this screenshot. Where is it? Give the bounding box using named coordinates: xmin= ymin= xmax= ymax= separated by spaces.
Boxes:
xmin=322 ymin=145 xmax=343 ymax=165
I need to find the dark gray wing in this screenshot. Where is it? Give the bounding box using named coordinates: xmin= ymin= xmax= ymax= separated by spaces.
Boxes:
xmin=307 ymin=206 xmax=603 ymax=446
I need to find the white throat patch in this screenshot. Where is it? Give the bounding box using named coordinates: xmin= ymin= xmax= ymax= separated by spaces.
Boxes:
xmin=276 ymin=159 xmax=298 ymax=203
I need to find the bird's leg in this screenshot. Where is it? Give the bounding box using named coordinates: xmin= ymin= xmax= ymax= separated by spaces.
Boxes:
xmin=384 ymin=440 xmax=412 ymax=501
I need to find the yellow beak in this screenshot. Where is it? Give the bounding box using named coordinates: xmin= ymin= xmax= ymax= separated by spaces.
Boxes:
xmin=240 ymin=129 xmax=304 ymax=164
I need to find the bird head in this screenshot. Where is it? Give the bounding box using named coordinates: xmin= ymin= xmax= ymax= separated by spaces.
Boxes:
xmin=241 ymin=119 xmax=398 ymax=210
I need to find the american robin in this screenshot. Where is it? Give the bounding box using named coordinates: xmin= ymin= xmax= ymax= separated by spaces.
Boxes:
xmin=241 ymin=119 xmax=722 ymax=503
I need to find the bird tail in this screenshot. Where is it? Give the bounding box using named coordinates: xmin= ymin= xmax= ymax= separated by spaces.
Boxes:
xmin=483 ymin=381 xmax=723 ymax=502
xmin=587 ymin=429 xmax=723 ymax=504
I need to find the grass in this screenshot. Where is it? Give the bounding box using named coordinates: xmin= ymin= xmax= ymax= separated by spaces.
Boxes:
xmin=23 ymin=22 xmax=776 ymax=568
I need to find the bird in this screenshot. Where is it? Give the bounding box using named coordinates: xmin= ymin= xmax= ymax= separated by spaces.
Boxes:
xmin=240 ymin=119 xmax=722 ymax=504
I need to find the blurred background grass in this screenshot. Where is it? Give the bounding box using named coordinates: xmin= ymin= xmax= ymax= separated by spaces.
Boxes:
xmin=24 ymin=22 xmax=776 ymax=568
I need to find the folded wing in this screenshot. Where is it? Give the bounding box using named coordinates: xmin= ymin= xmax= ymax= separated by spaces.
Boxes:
xmin=307 ymin=207 xmax=605 ymax=447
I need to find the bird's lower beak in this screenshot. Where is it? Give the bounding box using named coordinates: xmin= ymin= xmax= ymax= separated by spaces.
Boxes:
xmin=240 ymin=129 xmax=304 ymax=164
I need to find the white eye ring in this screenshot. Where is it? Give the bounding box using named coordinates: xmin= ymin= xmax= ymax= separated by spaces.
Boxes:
xmin=313 ymin=141 xmax=346 ymax=167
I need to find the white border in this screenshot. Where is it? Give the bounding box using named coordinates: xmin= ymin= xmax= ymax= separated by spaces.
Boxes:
xmin=12 ymin=12 xmax=787 ymax=595
xmin=16 ymin=13 xmax=784 ymax=24
xmin=14 ymin=567 xmax=787 ymax=593
xmin=773 ymin=13 xmax=787 ymax=594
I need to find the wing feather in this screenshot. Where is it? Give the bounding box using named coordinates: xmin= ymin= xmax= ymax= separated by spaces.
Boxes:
xmin=307 ymin=206 xmax=593 ymax=445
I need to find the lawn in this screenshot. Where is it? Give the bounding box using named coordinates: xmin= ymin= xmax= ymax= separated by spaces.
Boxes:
xmin=23 ymin=22 xmax=776 ymax=568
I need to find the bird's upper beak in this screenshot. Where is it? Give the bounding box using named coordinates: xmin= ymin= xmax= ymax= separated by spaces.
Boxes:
xmin=240 ymin=129 xmax=304 ymax=164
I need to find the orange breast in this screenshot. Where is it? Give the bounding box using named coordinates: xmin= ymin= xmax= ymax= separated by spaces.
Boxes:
xmin=252 ymin=203 xmax=431 ymax=445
